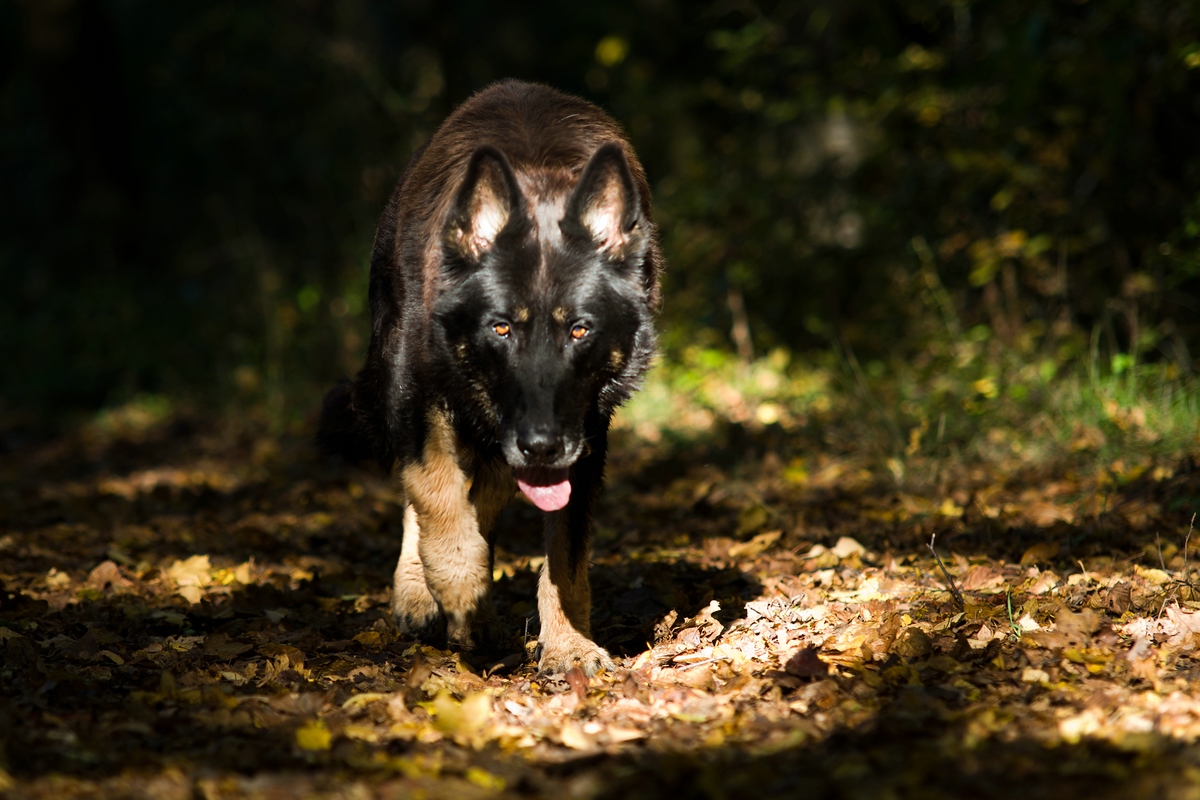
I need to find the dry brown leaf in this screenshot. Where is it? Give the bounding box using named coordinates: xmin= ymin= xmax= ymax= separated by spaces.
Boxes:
xmin=784 ymin=647 xmax=829 ymax=678
xmin=892 ymin=627 xmax=933 ymax=659
xmin=1167 ymin=605 xmax=1200 ymax=648
xmin=1020 ymin=542 xmax=1061 ymax=565
xmin=729 ymin=529 xmax=783 ymax=559
xmin=1104 ymin=582 xmax=1133 ymax=615
xmin=565 ymin=666 xmax=589 ymax=702
xmin=961 ymin=565 xmax=1005 ymax=591
xmin=203 ymin=633 xmax=253 ymax=660
xmin=1027 ymin=570 xmax=1061 ymax=595
xmin=1024 ymin=502 xmax=1073 ymax=527
xmin=86 ymin=561 xmax=134 ymax=593
xmin=1055 ymin=607 xmax=1101 ymax=643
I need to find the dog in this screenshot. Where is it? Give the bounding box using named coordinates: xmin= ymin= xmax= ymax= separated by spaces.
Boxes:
xmin=319 ymin=80 xmax=662 ymax=675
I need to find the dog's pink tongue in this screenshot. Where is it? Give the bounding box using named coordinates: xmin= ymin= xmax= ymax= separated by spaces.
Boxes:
xmin=515 ymin=468 xmax=571 ymax=512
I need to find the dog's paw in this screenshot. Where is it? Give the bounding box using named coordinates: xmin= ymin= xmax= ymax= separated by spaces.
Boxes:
xmin=392 ymin=581 xmax=441 ymax=638
xmin=536 ymin=634 xmax=614 ymax=676
xmin=444 ymin=607 xmax=504 ymax=652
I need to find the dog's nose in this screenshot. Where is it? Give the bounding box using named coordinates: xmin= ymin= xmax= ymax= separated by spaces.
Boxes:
xmin=518 ymin=427 xmax=563 ymax=461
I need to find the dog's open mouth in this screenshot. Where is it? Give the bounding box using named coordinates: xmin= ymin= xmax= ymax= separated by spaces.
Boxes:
xmin=514 ymin=467 xmax=571 ymax=512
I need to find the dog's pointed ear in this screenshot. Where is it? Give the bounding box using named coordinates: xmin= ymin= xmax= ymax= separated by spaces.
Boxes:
xmin=446 ymin=146 xmax=526 ymax=258
xmin=561 ymin=142 xmax=647 ymax=259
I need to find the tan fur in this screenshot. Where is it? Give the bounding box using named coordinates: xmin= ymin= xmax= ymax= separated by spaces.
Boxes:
xmin=514 ymin=307 xmax=529 ymax=323
xmin=391 ymin=504 xmax=439 ymax=632
xmin=552 ymin=306 xmax=569 ymax=323
xmin=397 ymin=409 xmax=513 ymax=648
xmin=581 ymin=175 xmax=630 ymax=252
xmin=392 ymin=409 xmax=611 ymax=673
xmin=535 ymin=512 xmax=614 ymax=674
xmin=364 ymin=82 xmax=662 ymax=673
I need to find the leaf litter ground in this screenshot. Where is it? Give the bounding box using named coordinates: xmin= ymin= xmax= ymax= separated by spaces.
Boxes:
xmin=3 ymin=412 xmax=1200 ymax=799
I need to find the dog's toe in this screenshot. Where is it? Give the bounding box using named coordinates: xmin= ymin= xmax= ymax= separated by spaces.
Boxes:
xmin=537 ymin=635 xmax=614 ymax=677
xmin=392 ymin=587 xmax=441 ymax=639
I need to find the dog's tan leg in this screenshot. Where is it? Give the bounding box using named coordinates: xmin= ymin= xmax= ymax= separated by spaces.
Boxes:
xmin=401 ymin=410 xmax=502 ymax=649
xmin=391 ymin=503 xmax=441 ymax=635
xmin=536 ymin=510 xmax=614 ymax=675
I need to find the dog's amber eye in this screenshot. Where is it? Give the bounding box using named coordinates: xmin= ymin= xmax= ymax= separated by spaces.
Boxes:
xmin=570 ymin=325 xmax=589 ymax=340
xmin=493 ymin=322 xmax=511 ymax=337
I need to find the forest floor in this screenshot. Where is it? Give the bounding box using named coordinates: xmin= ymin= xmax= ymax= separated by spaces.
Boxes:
xmin=3 ymin=374 xmax=1200 ymax=799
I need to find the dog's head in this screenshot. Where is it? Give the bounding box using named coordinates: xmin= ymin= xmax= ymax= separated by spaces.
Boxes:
xmin=432 ymin=142 xmax=658 ymax=510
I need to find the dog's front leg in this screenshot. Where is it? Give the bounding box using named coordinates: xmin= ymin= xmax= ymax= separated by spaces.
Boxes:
xmin=400 ymin=411 xmax=492 ymax=649
xmin=536 ymin=440 xmax=614 ymax=676
xmin=391 ymin=503 xmax=442 ymax=637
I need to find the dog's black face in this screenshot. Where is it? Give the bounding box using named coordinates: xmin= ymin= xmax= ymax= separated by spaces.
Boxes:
xmin=431 ymin=144 xmax=655 ymax=510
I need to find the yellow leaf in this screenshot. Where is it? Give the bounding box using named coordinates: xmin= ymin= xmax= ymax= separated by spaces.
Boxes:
xmin=353 ymin=631 xmax=383 ymax=648
xmin=342 ymin=724 xmax=380 ymax=743
xmin=937 ymin=498 xmax=964 ymax=518
xmin=428 ymin=691 xmax=492 ymax=746
xmin=559 ymin=720 xmax=593 ymax=750
xmin=97 ymin=650 xmax=125 ymax=665
xmin=1135 ymin=565 xmax=1171 ymax=585
xmin=465 ymin=767 xmax=506 ymax=792
xmin=341 ymin=692 xmax=392 ymax=710
xmin=295 ymin=719 xmax=332 ymax=751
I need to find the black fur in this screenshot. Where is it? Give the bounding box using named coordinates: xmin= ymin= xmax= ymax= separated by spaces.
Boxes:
xmin=319 ymin=79 xmax=662 ymax=643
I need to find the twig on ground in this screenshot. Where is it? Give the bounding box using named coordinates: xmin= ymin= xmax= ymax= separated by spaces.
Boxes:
xmin=1184 ymin=513 xmax=1196 ymax=575
xmin=928 ymin=533 xmax=965 ymax=611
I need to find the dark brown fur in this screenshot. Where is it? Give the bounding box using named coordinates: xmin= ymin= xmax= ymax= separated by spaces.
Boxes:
xmin=320 ymin=80 xmax=661 ymax=674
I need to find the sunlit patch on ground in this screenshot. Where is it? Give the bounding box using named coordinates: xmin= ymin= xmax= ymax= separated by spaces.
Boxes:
xmin=2 ymin=377 xmax=1200 ymax=798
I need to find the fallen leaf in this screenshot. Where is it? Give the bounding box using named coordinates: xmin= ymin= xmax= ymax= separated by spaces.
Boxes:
xmin=565 ymin=666 xmax=588 ymax=702
xmin=1055 ymin=607 xmax=1101 ymax=643
xmin=465 ymin=767 xmax=506 ymax=791
xmin=427 ymin=691 xmax=492 ymax=747
xmin=892 ymin=627 xmax=933 ymax=659
xmin=167 ymin=555 xmax=212 ymax=587
xmin=86 ymin=561 xmax=134 ymax=593
xmin=961 ymin=565 xmax=1005 ymax=591
xmin=1104 ymin=582 xmax=1132 ymax=615
xmin=607 ymin=726 xmax=646 ymax=743
xmin=784 ymin=647 xmax=829 ymax=677
xmin=1020 ymin=542 xmax=1060 ymax=565
xmin=203 ymin=633 xmax=253 ymax=659
xmin=1022 ymin=668 xmax=1050 ymax=684
xmin=1027 ymin=571 xmax=1060 ymax=595
xmin=729 ymin=530 xmax=782 ymax=559
xmin=1167 ymin=605 xmax=1200 ymax=648
xmin=559 ymin=719 xmax=593 ymax=750
xmin=831 ymin=537 xmax=866 ymax=559
xmin=295 ymin=719 xmax=332 ymax=751
xmin=1024 ymin=504 xmax=1072 ymax=527
xmin=1135 ymin=566 xmax=1171 ymax=586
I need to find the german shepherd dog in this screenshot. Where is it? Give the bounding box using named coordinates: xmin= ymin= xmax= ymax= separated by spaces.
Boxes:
xmin=319 ymin=80 xmax=661 ymax=674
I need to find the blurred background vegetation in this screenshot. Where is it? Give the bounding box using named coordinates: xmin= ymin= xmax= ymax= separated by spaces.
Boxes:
xmin=2 ymin=0 xmax=1199 ymax=463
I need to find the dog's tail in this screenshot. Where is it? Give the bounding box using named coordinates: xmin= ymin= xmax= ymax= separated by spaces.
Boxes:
xmin=317 ymin=378 xmax=379 ymax=464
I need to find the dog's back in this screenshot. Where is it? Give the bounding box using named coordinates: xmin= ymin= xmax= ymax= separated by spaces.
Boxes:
xmin=320 ymin=80 xmax=661 ymax=467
